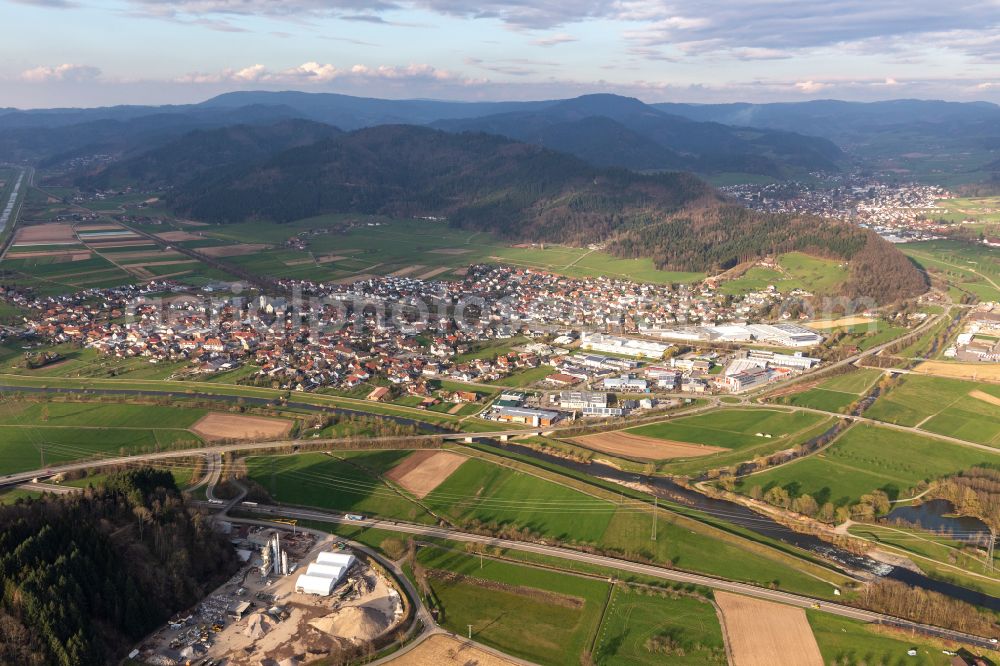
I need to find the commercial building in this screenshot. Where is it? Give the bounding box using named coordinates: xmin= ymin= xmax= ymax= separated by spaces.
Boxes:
xmin=295 ymin=550 xmax=355 ymax=596
xmin=725 ymin=368 xmax=771 ymax=393
xmin=603 ymin=374 xmax=649 ymax=392
xmin=492 ymin=406 xmax=558 ymax=427
xmin=580 ymin=332 xmax=670 ymax=359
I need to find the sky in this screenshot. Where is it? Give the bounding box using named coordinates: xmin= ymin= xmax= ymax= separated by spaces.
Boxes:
xmin=3 ymin=0 xmax=1000 ymax=108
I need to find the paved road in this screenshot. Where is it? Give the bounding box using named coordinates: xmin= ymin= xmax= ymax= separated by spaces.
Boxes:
xmin=217 ymin=502 xmax=998 ymax=651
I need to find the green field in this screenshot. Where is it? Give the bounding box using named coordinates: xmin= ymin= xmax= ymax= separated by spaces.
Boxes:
xmin=808 ymin=612 xmax=954 ymax=666
xmin=717 ymin=252 xmax=848 ymax=296
xmin=417 ymin=546 xmax=611 ymax=666
xmin=200 ymin=217 xmax=706 ymax=285
xmin=0 ymin=399 xmax=207 ymax=474
xmin=902 ymin=240 xmax=1000 ymax=302
xmin=245 ymin=450 xmax=437 ymax=523
xmin=737 ymin=424 xmax=997 ymax=506
xmin=593 ymin=585 xmax=725 ymax=665
xmin=866 ymin=375 xmax=1000 ymax=446
xmin=627 ymin=409 xmax=828 ymax=449
xmin=249 ymin=447 xmax=843 ymax=596
xmin=785 ymin=369 xmax=883 ymax=413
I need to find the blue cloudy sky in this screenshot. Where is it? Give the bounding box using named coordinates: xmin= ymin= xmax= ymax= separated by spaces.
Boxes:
xmin=3 ymin=0 xmax=1000 ymax=107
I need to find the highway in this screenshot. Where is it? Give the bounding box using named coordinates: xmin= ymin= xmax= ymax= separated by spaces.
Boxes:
xmin=214 ymin=501 xmax=999 ymax=651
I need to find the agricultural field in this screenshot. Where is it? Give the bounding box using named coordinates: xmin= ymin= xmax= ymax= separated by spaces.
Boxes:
xmin=737 ymin=424 xmax=997 ymax=506
xmin=417 ymin=546 xmax=611 ymax=666
xmin=808 ymin=612 xmax=956 ymax=666
xmin=901 ymin=240 xmax=1000 ymax=303
xmin=248 ymin=447 xmax=842 ymax=596
xmin=782 ymin=368 xmax=883 ymax=412
xmin=714 ymin=592 xmax=823 ymax=666
xmin=865 ymin=375 xmax=1000 ymax=446
xmin=244 ymin=450 xmax=438 ymax=523
xmin=593 ymin=585 xmax=726 ymax=665
xmin=626 ymin=408 xmax=829 ymax=450
xmin=201 ymin=217 xmax=706 ymax=285
xmin=0 ymin=399 xmax=207 ymax=474
xmin=931 ymin=196 xmax=1000 ymax=226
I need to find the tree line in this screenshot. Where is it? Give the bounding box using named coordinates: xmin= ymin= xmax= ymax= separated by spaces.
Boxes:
xmin=0 ymin=468 xmax=238 ymax=666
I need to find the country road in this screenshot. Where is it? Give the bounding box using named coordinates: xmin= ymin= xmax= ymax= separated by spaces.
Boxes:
xmin=213 ymin=501 xmax=999 ymax=651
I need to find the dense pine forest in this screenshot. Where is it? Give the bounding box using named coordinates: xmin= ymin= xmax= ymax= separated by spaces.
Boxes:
xmin=0 ymin=469 xmax=238 ymax=666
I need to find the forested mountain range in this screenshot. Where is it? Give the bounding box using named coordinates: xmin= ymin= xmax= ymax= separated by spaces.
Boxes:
xmin=0 ymin=469 xmax=238 ymax=666
xmin=431 ymin=94 xmax=843 ymax=176
xmin=0 ymin=93 xmax=835 ymax=177
xmin=85 ymin=122 xmax=926 ymax=304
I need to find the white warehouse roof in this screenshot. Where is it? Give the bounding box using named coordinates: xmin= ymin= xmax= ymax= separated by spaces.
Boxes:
xmin=295 ymin=574 xmax=335 ymax=596
xmin=306 ymin=562 xmax=346 ymax=579
xmin=317 ymin=551 xmax=355 ymax=568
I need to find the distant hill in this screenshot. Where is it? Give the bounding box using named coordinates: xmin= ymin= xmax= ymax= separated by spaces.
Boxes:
xmin=653 ymin=99 xmax=1000 ymax=176
xmin=76 ymin=119 xmax=342 ymax=189
xmin=120 ymin=123 xmax=925 ymax=304
xmin=431 ymin=94 xmax=843 ymax=177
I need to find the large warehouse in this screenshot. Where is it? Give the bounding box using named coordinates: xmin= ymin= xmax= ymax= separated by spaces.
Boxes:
xmin=295 ymin=550 xmax=356 ymax=596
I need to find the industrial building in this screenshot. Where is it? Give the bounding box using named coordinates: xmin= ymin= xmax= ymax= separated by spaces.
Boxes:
xmin=580 ymin=332 xmax=671 ymax=359
xmin=295 ymin=550 xmax=356 ymax=596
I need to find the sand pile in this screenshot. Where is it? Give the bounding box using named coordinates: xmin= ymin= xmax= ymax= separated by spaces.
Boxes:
xmin=245 ymin=612 xmax=272 ymax=640
xmin=309 ymin=605 xmax=388 ymax=643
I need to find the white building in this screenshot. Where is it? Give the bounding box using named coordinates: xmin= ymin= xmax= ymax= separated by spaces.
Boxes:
xmin=295 ymin=574 xmax=336 ymax=596
xmin=580 ymin=332 xmax=670 ymax=359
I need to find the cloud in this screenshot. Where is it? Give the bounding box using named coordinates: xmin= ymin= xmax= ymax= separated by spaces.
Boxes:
xmin=20 ymin=63 xmax=101 ymax=82
xmin=175 ymin=61 xmax=480 ymax=86
xmin=8 ymin=0 xmax=78 ymax=7
xmin=794 ymin=80 xmax=829 ymax=93
xmin=531 ymin=33 xmax=577 ymax=46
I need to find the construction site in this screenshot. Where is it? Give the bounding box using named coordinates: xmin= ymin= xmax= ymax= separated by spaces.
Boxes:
xmin=134 ymin=525 xmax=408 ymax=666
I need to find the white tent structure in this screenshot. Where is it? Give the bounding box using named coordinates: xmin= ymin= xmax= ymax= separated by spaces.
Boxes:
xmin=306 ymin=563 xmax=346 ymax=579
xmin=295 ymin=574 xmax=336 ymax=596
xmin=317 ymin=551 xmax=355 ymax=568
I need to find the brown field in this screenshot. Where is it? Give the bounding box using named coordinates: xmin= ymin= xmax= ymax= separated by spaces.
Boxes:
xmin=126 ymin=266 xmax=154 ymax=279
xmin=391 ymin=265 xmax=425 ymax=277
xmin=316 ymin=254 xmax=346 ymax=263
xmin=335 ymin=273 xmax=375 ymax=284
xmin=155 ymin=231 xmax=204 ymax=242
xmin=429 ymin=248 xmax=470 ymax=255
xmin=6 ymin=249 xmax=91 ymax=261
xmin=177 ymin=219 xmax=208 ymax=226
xmin=75 ymin=224 xmax=123 ymax=232
xmin=13 ymin=223 xmax=76 ymax=244
xmin=124 ymin=259 xmax=199 ymax=268
xmin=417 ymin=266 xmax=451 ymax=280
xmin=386 ymin=634 xmax=518 ymax=666
xmin=83 ymin=240 xmax=155 ymax=249
xmin=805 ymin=316 xmax=875 ymax=330
xmin=573 ymin=431 xmax=727 ymax=460
xmin=715 ymin=592 xmax=822 ymax=666
xmin=283 ymin=257 xmax=315 ymax=266
xmin=912 ymin=361 xmax=1000 ymax=382
xmin=191 ymin=413 xmax=293 ymax=441
xmin=970 ymin=390 xmax=1000 ymax=408
xmin=106 ymin=250 xmax=183 ymax=261
xmin=385 ymin=450 xmax=467 ymax=498
xmin=199 ymin=243 xmax=270 ymax=257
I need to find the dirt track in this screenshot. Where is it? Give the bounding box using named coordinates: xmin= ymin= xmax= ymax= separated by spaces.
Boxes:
xmin=573 ymin=431 xmax=727 ymax=460
xmin=385 ymin=450 xmax=466 ymax=498
xmin=715 ymin=591 xmax=823 ymax=666
xmin=191 ymin=412 xmax=293 ymax=441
